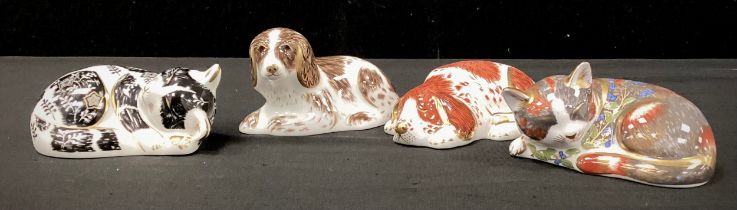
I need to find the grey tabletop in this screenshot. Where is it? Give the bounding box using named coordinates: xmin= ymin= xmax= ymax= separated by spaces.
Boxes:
xmin=1 ymin=57 xmax=736 ymax=209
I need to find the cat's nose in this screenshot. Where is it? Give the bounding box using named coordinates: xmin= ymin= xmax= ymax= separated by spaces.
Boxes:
xmin=395 ymin=122 xmax=408 ymax=135
xmin=566 ymin=134 xmax=577 ymax=140
xmin=266 ymin=65 xmax=278 ymax=74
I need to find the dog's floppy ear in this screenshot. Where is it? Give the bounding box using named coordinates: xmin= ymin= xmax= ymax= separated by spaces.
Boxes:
xmin=295 ymin=38 xmax=319 ymax=88
xmin=249 ymin=57 xmax=257 ymax=87
xmin=248 ymin=45 xmax=258 ymax=87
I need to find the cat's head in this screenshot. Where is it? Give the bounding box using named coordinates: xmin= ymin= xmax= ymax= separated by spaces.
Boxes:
xmin=151 ymin=64 xmax=221 ymax=135
xmin=502 ymin=62 xmax=598 ymax=145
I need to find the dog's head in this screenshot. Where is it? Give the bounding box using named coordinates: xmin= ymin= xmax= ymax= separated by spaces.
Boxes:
xmin=249 ymin=27 xmax=319 ymax=88
xmin=387 ymin=76 xmax=476 ymax=142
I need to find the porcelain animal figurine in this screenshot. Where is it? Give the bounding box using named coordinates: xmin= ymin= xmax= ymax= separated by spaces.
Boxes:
xmin=239 ymin=27 xmax=398 ymax=136
xmin=30 ymin=64 xmax=221 ymax=158
xmin=384 ymin=60 xmax=535 ymax=149
xmin=502 ymin=62 xmax=716 ymax=187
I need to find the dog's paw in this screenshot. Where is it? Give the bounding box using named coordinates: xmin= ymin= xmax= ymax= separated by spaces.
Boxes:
xmin=509 ymin=138 xmax=527 ymax=155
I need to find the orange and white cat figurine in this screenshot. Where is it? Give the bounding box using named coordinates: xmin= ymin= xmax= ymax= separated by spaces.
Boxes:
xmin=502 ymin=62 xmax=716 ymax=188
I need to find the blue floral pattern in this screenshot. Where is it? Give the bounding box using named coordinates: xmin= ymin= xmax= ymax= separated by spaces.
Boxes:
xmin=582 ymin=79 xmax=655 ymax=149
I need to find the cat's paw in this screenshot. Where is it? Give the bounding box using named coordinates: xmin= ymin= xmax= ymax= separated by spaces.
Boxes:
xmin=169 ymin=135 xmax=195 ymax=150
xmin=509 ymin=138 xmax=527 ymax=155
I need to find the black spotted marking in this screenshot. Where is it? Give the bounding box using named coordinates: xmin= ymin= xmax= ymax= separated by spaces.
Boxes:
xmin=107 ymin=65 xmax=123 ymax=75
xmin=141 ymin=72 xmax=159 ymax=84
xmin=30 ymin=115 xmax=50 ymax=138
xmin=119 ymin=107 xmax=149 ymax=131
xmin=96 ymin=131 xmax=121 ymax=151
xmin=159 ymin=68 xmax=216 ymax=129
xmin=115 ymin=75 xmax=140 ymax=107
xmin=126 ymin=66 xmax=148 ymax=73
xmin=44 ymin=71 xmax=105 ymax=127
xmin=114 ymin=75 xmax=149 ymax=132
xmin=50 ymin=127 xmax=95 ymax=152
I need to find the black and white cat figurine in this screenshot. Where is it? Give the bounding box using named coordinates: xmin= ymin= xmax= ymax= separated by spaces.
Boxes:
xmin=30 ymin=64 xmax=221 ymax=158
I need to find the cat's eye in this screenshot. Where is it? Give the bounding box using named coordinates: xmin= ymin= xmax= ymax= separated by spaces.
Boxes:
xmin=571 ymin=103 xmax=588 ymax=120
xmin=573 ymin=103 xmax=584 ymax=113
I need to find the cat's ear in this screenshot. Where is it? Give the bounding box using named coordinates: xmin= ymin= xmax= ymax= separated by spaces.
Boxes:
xmin=567 ymin=62 xmax=593 ymax=89
xmin=190 ymin=64 xmax=222 ymax=91
xmin=502 ymin=88 xmax=530 ymax=112
xmin=203 ymin=64 xmax=222 ymax=90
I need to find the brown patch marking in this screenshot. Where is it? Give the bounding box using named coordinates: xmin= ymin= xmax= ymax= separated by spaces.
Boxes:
xmin=243 ymin=110 xmax=260 ymax=129
xmin=358 ymin=68 xmax=384 ymax=107
xmin=348 ymin=112 xmax=373 ymax=126
xmin=316 ymin=56 xmax=354 ymax=101
xmin=304 ymin=89 xmax=338 ymax=128
xmin=267 ymin=115 xmax=298 ymax=132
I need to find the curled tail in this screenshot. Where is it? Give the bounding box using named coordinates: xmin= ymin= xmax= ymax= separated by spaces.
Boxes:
xmin=577 ymin=126 xmax=717 ymax=187
xmin=577 ymin=128 xmax=716 ymax=188
xmin=576 ymin=152 xmax=715 ymax=187
xmin=29 ymin=67 xmax=143 ymax=158
xmin=30 ymin=114 xmax=140 ymax=158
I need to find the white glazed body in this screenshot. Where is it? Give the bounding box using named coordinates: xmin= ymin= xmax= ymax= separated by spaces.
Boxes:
xmin=239 ymin=28 xmax=398 ymax=136
xmin=240 ymin=56 xmax=398 ymax=136
xmin=384 ymin=61 xmax=535 ymax=149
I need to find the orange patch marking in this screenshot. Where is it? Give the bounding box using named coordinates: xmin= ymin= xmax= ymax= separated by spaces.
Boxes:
xmin=576 ymin=153 xmax=628 ymax=176
xmin=397 ymin=76 xmax=476 ymax=139
xmin=700 ymin=126 xmax=716 ymax=147
xmin=622 ymin=102 xmax=665 ymax=128
xmin=508 ymin=66 xmax=534 ymax=91
xmin=526 ymin=93 xmax=551 ymax=116
xmin=544 ymin=77 xmax=556 ymax=91
xmin=439 ymin=61 xmax=501 ymax=82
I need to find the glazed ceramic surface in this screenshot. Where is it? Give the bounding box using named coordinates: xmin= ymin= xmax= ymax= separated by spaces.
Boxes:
xmin=502 ymin=62 xmax=716 ymax=188
xmin=239 ymin=27 xmax=398 ymax=136
xmin=30 ymin=64 xmax=221 ymax=158
xmin=384 ymin=61 xmax=535 ymax=149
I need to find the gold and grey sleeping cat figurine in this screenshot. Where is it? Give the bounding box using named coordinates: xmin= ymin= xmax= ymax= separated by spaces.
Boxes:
xmin=501 ymin=62 xmax=716 ymax=188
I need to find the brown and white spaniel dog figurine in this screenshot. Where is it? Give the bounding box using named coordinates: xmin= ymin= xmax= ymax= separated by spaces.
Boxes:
xmin=239 ymin=27 xmax=399 ymax=136
xmin=384 ymin=60 xmax=535 ymax=149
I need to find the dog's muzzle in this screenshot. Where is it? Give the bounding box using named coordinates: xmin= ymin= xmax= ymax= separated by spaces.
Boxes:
xmin=265 ymin=64 xmax=280 ymax=80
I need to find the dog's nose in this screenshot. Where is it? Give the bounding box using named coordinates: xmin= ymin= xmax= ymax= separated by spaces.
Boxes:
xmin=266 ymin=65 xmax=277 ymax=74
xmin=395 ymin=122 xmax=408 ymax=135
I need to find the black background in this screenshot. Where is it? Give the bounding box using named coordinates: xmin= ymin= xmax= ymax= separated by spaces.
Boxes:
xmin=2 ymin=0 xmax=736 ymax=58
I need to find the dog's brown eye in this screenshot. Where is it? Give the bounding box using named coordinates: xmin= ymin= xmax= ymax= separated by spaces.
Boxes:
xmin=280 ymin=44 xmax=293 ymax=53
xmin=257 ymin=46 xmax=266 ymax=53
xmin=280 ymin=44 xmax=295 ymax=60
